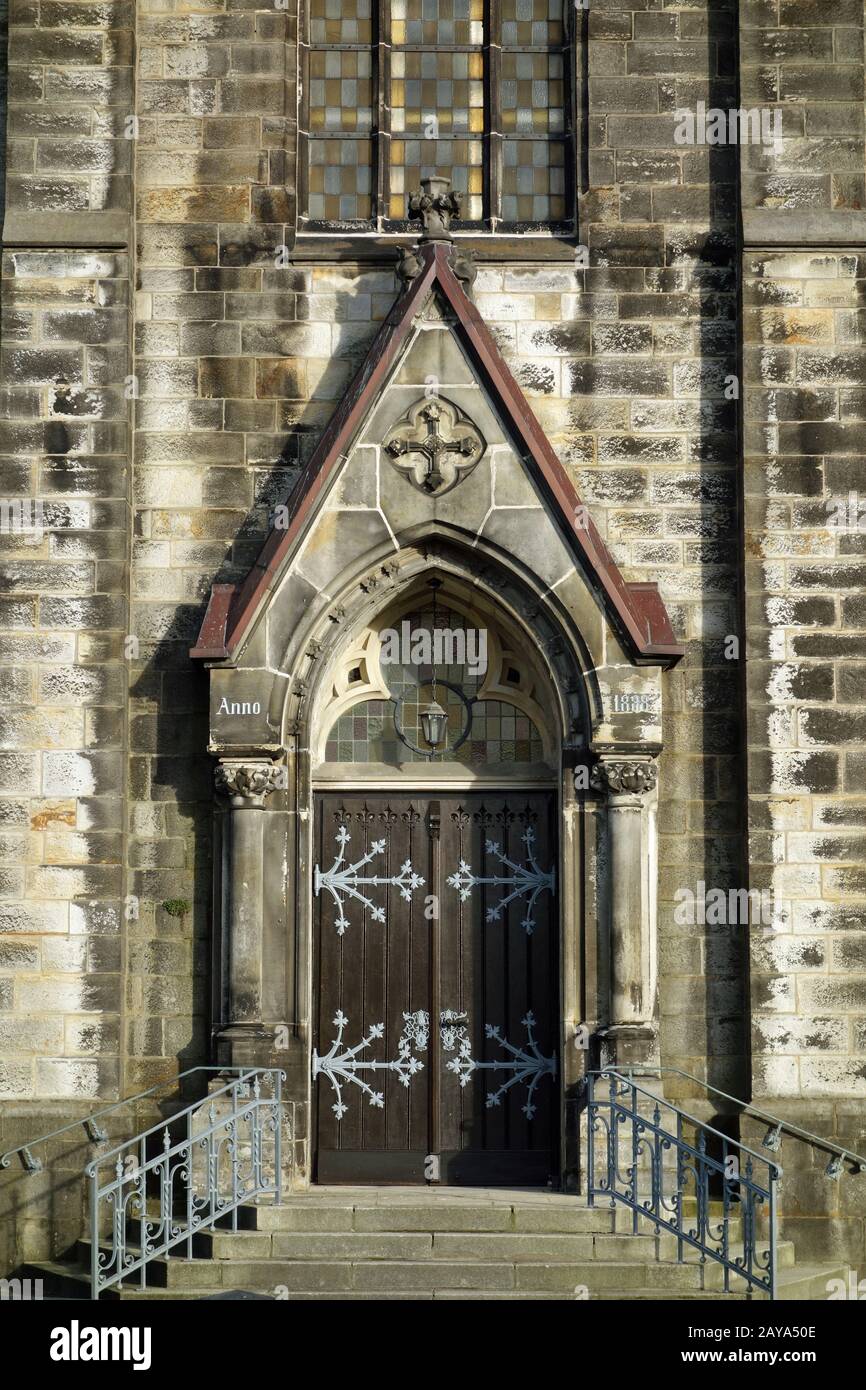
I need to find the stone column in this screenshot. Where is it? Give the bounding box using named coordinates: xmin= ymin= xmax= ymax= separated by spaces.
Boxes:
xmin=590 ymin=756 xmax=659 ymax=1063
xmin=214 ymin=760 xmax=282 ymax=1062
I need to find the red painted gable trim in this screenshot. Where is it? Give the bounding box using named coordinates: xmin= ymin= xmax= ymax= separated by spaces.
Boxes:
xmin=191 ymin=243 xmax=683 ymax=665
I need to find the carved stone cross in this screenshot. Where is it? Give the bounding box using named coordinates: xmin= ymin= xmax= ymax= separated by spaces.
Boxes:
xmin=384 ymin=395 xmax=485 ymax=497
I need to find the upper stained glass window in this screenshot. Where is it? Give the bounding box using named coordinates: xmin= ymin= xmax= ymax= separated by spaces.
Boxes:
xmin=300 ymin=0 xmax=573 ymax=233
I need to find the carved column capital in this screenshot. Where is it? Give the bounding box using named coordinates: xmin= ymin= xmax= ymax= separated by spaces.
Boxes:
xmin=590 ymin=758 xmax=658 ymax=798
xmin=215 ymin=760 xmax=282 ymax=808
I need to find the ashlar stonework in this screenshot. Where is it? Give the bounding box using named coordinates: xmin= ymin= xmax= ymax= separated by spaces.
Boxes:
xmin=0 ymin=0 xmax=864 ymax=1281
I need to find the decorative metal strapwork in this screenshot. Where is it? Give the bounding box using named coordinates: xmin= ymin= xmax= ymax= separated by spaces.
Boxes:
xmin=86 ymin=1069 xmax=284 ymax=1300
xmin=443 ymin=1010 xmax=557 ymax=1120
xmin=314 ymin=825 xmax=425 ymax=934
xmin=313 ymin=1010 xmax=429 ymax=1119
xmin=447 ymin=827 xmax=555 ymax=934
xmin=586 ymin=1071 xmax=780 ymax=1299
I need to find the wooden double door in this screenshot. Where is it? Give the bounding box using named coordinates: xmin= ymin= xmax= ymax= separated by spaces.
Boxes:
xmin=312 ymin=792 xmax=559 ymax=1185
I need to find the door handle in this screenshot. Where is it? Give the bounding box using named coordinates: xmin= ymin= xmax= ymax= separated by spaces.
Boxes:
xmin=440 ymin=1010 xmax=469 ymax=1050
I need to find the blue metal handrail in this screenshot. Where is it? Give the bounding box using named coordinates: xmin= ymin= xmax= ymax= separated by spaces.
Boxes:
xmin=587 ymin=1070 xmax=780 ymax=1299
xmin=611 ymin=1065 xmax=866 ymax=1177
xmin=0 ymin=1065 xmax=253 ymax=1173
xmin=86 ymin=1068 xmax=284 ymax=1300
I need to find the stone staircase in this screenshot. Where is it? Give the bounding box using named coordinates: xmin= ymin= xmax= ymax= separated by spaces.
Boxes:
xmin=26 ymin=1187 xmax=849 ymax=1301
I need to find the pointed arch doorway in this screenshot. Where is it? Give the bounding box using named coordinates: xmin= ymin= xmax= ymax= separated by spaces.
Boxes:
xmin=310 ymin=583 xmax=561 ymax=1185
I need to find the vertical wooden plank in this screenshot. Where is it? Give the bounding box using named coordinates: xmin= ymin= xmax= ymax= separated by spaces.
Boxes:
xmin=427 ymin=800 xmax=442 ymax=1165
xmin=409 ymin=800 xmax=431 ymax=1157
xmin=483 ymin=798 xmax=508 ymax=1157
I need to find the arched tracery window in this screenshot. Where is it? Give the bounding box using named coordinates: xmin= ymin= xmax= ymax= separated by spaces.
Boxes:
xmin=316 ymin=594 xmax=556 ymax=773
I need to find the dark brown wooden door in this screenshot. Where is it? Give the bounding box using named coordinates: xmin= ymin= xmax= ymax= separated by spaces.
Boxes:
xmin=312 ymin=792 xmax=558 ymax=1185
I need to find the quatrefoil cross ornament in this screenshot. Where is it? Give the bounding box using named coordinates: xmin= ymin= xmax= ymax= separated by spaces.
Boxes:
xmin=384 ymin=395 xmax=485 ymax=497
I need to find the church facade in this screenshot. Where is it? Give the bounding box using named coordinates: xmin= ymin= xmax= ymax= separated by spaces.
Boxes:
xmin=1 ymin=0 xmax=866 ymax=1281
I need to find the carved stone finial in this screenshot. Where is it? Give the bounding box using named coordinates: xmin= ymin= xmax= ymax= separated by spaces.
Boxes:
xmin=590 ymin=759 xmax=658 ymax=797
xmin=397 ymin=178 xmax=477 ymax=295
xmin=408 ymin=176 xmax=461 ymax=242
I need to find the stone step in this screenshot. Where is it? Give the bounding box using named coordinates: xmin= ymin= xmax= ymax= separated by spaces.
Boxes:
xmin=36 ymin=1278 xmax=756 ymax=1302
xmin=246 ymin=1201 xmax=634 ymax=1235
xmin=777 ymin=1264 xmax=850 ymax=1301
xmin=59 ymin=1239 xmax=793 ymax=1300
xmin=75 ymin=1226 xmax=792 ymax=1273
xmin=25 ymin=1248 xmax=840 ymax=1302
xmin=112 ymin=1287 xmax=752 ymax=1302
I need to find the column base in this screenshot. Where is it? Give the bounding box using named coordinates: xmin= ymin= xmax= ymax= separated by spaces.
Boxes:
xmin=214 ymin=1022 xmax=273 ymax=1068
xmin=597 ymin=1024 xmax=659 ymax=1069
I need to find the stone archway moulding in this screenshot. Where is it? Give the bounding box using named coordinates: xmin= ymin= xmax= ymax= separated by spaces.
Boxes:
xmin=193 ymin=235 xmax=683 ymax=1107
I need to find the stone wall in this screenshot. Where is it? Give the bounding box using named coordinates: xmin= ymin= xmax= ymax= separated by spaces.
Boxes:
xmin=741 ymin=0 xmax=865 ymax=221
xmin=737 ymin=0 xmax=866 ymax=1269
xmin=3 ymin=0 xmax=134 ymax=242
xmin=0 ymin=0 xmax=864 ymax=1277
xmin=744 ymin=249 xmax=866 ymax=1109
xmin=585 ymin=0 xmax=747 ymax=1096
xmin=0 ymin=246 xmax=129 ymax=1103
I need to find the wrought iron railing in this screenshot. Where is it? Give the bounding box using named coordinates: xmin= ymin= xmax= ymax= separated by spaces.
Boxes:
xmin=610 ymin=1065 xmax=866 ymax=1177
xmin=586 ymin=1069 xmax=780 ymax=1299
xmin=1 ymin=1064 xmax=261 ymax=1174
xmin=86 ymin=1069 xmax=284 ymax=1300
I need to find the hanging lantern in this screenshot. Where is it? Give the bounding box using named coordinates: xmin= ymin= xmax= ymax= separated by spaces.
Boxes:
xmin=421 ymin=697 xmax=448 ymax=748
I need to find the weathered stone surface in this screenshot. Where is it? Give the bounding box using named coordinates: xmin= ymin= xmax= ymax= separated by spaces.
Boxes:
xmin=0 ymin=0 xmax=863 ymax=1287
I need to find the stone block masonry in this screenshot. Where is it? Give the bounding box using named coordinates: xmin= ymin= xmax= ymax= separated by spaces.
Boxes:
xmin=744 ymin=250 xmax=866 ymax=1101
xmin=0 ymin=0 xmax=864 ymax=1283
xmin=740 ymin=0 xmax=866 ymax=215
xmin=2 ymin=0 xmax=135 ymax=242
xmin=0 ymin=248 xmax=129 ymax=1102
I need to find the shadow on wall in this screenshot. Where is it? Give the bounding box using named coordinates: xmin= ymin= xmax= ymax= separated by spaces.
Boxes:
xmin=128 ymin=280 xmax=390 ymax=1087
xmin=697 ymin=0 xmax=750 ymax=1103
xmin=0 ymin=0 xmax=7 ymax=236
xmin=577 ymin=0 xmax=748 ymax=1099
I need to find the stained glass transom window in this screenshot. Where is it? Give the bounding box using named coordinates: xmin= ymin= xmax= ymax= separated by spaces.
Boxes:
xmin=325 ymin=697 xmax=544 ymax=766
xmin=301 ymin=0 xmax=573 ymax=232
xmin=322 ymin=602 xmax=547 ymax=766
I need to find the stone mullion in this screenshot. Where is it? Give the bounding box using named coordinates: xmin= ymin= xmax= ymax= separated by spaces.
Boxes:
xmin=484 ymin=0 xmax=502 ymax=227
xmin=296 ymin=2 xmax=312 ymax=226
xmin=282 ymin=0 xmax=300 ymax=239
xmin=375 ymin=0 xmax=391 ymax=231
